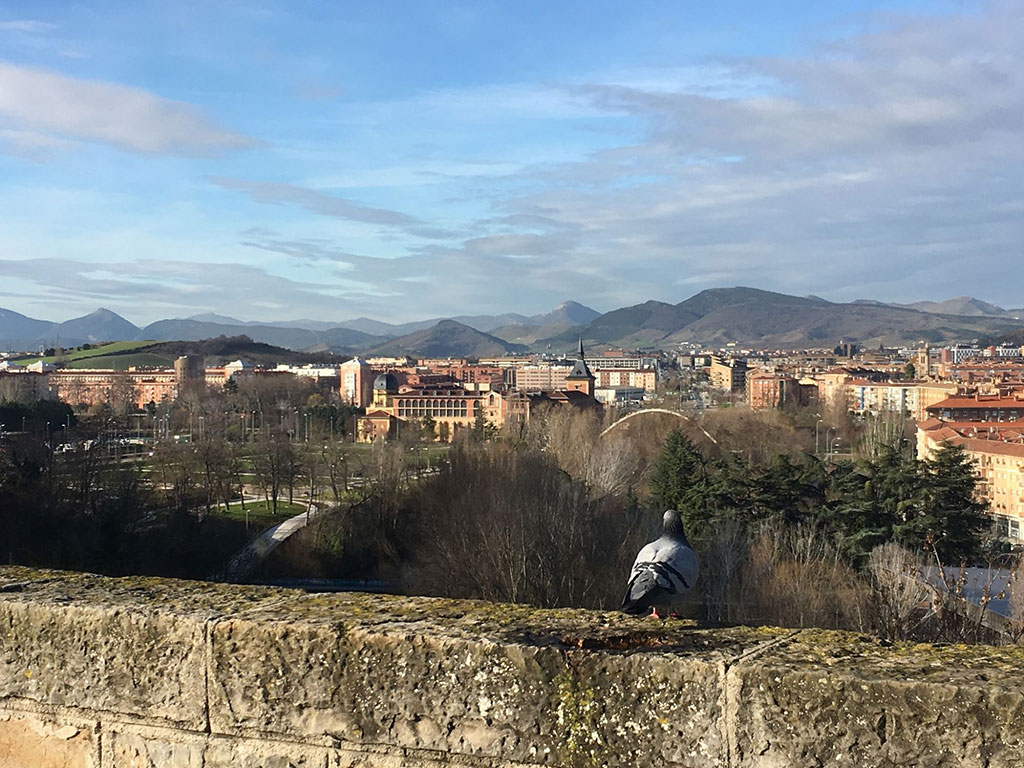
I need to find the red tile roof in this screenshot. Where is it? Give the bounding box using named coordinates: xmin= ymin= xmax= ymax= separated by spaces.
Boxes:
xmin=927 ymin=394 xmax=1024 ymax=410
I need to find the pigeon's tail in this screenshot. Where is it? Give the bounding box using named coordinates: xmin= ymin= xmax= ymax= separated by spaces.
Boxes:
xmin=620 ymin=596 xmax=653 ymax=616
xmin=620 ymin=568 xmax=660 ymax=615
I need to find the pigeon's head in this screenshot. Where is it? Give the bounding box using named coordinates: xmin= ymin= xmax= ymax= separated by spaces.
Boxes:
xmin=662 ymin=509 xmax=687 ymax=541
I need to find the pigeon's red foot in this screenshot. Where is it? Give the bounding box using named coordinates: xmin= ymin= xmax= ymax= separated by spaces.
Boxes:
xmin=649 ymin=607 xmax=661 ymax=619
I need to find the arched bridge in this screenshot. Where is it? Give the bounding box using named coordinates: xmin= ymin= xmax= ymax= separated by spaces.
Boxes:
xmin=599 ymin=407 xmax=718 ymax=445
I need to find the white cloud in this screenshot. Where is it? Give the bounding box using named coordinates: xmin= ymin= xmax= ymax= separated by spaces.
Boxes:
xmin=0 ymin=20 xmax=55 ymax=34
xmin=463 ymin=2 xmax=1024 ymax=308
xmin=211 ymin=177 xmax=454 ymax=238
xmin=0 ymin=60 xmax=258 ymax=156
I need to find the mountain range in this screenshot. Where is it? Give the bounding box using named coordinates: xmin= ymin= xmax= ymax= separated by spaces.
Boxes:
xmin=556 ymin=288 xmax=1024 ymax=349
xmin=1 ymin=291 xmax=1022 ymax=356
xmin=0 ymin=301 xmax=599 ymax=356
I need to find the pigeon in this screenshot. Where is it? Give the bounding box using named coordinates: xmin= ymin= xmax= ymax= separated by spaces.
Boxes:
xmin=621 ymin=509 xmax=699 ymax=618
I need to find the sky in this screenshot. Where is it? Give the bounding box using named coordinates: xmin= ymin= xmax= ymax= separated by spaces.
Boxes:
xmin=0 ymin=0 xmax=1020 ymax=325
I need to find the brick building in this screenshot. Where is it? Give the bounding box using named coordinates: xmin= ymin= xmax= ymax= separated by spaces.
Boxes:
xmin=918 ymin=418 xmax=1024 ymax=540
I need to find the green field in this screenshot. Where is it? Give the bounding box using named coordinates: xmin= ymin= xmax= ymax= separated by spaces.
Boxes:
xmin=216 ymin=499 xmax=306 ymax=524
xmin=15 ymin=340 xmax=159 ymax=365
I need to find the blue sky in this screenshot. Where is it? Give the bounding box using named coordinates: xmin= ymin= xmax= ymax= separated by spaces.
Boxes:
xmin=0 ymin=0 xmax=1019 ymax=325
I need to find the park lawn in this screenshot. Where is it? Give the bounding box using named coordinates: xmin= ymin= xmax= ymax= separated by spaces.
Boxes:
xmin=216 ymin=499 xmax=307 ymax=524
xmin=14 ymin=340 xmax=159 ymax=365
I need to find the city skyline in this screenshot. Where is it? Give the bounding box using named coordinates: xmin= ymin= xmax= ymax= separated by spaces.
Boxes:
xmin=1 ymin=0 xmax=1021 ymax=324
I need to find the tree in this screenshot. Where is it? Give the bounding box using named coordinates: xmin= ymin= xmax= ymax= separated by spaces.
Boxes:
xmin=469 ymin=406 xmax=496 ymax=442
xmin=745 ymin=454 xmax=826 ymax=527
xmin=251 ymin=434 xmax=297 ymax=515
xmin=195 ymin=436 xmax=230 ymax=515
xmin=421 ymin=415 xmax=436 ymax=442
xmin=901 ymin=443 xmax=987 ymax=563
xmin=821 ymin=458 xmax=897 ymax=564
xmin=648 ymin=429 xmax=710 ymax=536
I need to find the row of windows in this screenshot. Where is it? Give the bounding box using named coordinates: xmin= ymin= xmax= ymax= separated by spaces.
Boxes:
xmin=397 ymin=400 xmax=469 ymax=418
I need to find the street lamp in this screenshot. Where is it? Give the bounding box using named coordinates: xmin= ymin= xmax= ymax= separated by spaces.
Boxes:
xmin=815 ymin=418 xmax=823 ymax=455
xmin=828 ymin=436 xmax=842 ymax=461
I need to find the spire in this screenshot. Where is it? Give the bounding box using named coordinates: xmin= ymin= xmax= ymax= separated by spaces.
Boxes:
xmin=566 ymin=338 xmax=594 ymax=383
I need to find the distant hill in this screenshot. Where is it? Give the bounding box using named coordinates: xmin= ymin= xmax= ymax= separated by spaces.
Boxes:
xmin=3 ymin=294 xmax=1019 ymax=355
xmin=899 ymin=297 xmax=1007 ymax=317
xmin=530 ymin=300 xmax=600 ymax=327
xmin=335 ymin=317 xmax=434 ymax=337
xmin=138 ymin=319 xmax=381 ymax=352
xmin=540 ymin=287 xmax=1024 ymax=350
xmin=0 ymin=307 xmax=139 ymax=350
xmin=130 ymin=336 xmax=343 ymax=366
xmin=543 ymin=300 xmax=700 ymax=348
xmin=995 ymin=329 xmax=1024 ymax=347
xmin=186 ymin=312 xmax=252 ymax=325
xmin=0 ymin=302 xmax=596 ymax=353
xmin=336 ymin=301 xmax=598 ymax=337
xmin=0 ymin=307 xmax=55 ymax=350
xmin=362 ymin=320 xmax=527 ymax=358
xmin=489 ymin=322 xmax=572 ymax=345
xmin=336 ymin=313 xmax=531 ymax=337
xmin=53 ymin=308 xmax=140 ymax=344
xmin=488 ymin=302 xmax=601 ymax=345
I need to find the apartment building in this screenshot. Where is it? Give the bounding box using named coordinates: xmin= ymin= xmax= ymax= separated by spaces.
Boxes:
xmin=918 ymin=419 xmax=1024 ymax=540
xmin=595 ymin=368 xmax=657 ymax=392
xmin=513 ymin=364 xmax=572 ymax=391
xmin=708 ymin=356 xmax=748 ymax=392
xmin=926 ymin=392 xmax=1024 ymax=423
xmin=747 ymin=371 xmax=800 ymax=409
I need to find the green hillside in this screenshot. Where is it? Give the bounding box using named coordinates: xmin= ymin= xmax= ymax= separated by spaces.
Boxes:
xmin=14 ymin=340 xmax=158 ymax=365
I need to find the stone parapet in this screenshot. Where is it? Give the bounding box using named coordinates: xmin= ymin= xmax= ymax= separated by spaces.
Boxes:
xmin=1 ymin=566 xmax=1023 ymax=767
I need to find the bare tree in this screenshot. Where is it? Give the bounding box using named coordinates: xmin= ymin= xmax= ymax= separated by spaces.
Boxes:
xmin=251 ymin=433 xmax=297 ymax=514
xmin=405 ymin=443 xmax=647 ymax=609
xmin=866 ymin=543 xmax=931 ymax=641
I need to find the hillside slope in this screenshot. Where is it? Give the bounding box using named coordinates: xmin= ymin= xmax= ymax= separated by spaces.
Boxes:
xmin=362 ymin=320 xmax=527 ymax=358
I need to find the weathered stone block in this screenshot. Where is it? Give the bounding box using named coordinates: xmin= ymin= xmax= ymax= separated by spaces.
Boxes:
xmin=0 ymin=595 xmax=207 ymax=728
xmin=728 ymin=630 xmax=1024 ymax=768
xmin=203 ymin=734 xmax=334 ymax=768
xmin=0 ymin=567 xmax=293 ymax=730
xmin=0 ymin=710 xmax=95 ymax=768
xmin=7 ymin=568 xmax=1024 ymax=768
xmin=103 ymin=724 xmax=205 ymax=768
xmin=206 ymin=591 xmax=780 ymax=766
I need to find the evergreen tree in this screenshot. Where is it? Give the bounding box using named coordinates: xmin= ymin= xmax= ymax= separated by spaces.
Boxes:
xmin=469 ymin=407 xmax=495 ymax=442
xmin=648 ymin=429 xmax=710 ymax=535
xmin=901 ymin=443 xmax=987 ymax=563
xmin=820 ymin=459 xmax=893 ymax=564
xmin=746 ymin=453 xmax=826 ymax=527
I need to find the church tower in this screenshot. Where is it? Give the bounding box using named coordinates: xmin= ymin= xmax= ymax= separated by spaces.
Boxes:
xmin=565 ymin=338 xmax=596 ymax=397
xmin=916 ymin=344 xmax=931 ymax=379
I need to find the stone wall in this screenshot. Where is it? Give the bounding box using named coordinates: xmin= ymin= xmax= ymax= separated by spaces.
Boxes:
xmin=2 ymin=566 xmax=1023 ymax=767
